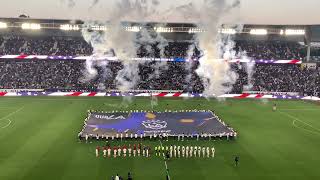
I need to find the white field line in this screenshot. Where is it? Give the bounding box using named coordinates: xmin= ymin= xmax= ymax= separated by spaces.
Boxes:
xmin=279 ymin=111 xmax=320 ymax=135
xmin=0 ymin=106 xmax=24 ymax=121
xmin=0 ymin=106 xmax=24 ymax=129
xmin=280 ymin=108 xmax=319 ymax=111
xmin=159 ymin=140 xmax=170 ymax=180
xmin=0 ymin=119 xmax=12 ymax=129
xmin=292 ymin=120 xmax=320 ymax=135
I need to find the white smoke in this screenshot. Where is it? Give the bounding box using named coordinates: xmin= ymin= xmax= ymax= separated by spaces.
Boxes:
xmin=89 ymin=0 xmax=100 ymax=9
xmin=70 ymin=0 xmax=243 ymax=98
xmin=78 ymin=0 xmax=172 ymax=108
xmin=183 ymin=43 xmax=197 ymax=93
xmin=150 ymin=95 xmax=158 ymax=109
xmin=243 ymin=60 xmax=255 ymax=91
xmin=60 ymin=0 xmax=76 ymax=8
xmin=173 ymin=0 xmax=242 ymax=97
xmin=115 ymin=61 xmax=140 ymax=91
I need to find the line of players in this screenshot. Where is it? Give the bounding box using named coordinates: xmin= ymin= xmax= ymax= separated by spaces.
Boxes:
xmin=84 ymin=131 xmax=236 ymax=142
xmin=155 ymin=145 xmax=215 ymax=158
xmin=95 ymin=144 xmax=151 ymax=158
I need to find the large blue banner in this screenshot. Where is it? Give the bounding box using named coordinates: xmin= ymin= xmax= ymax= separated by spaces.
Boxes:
xmin=81 ymin=111 xmax=233 ymax=137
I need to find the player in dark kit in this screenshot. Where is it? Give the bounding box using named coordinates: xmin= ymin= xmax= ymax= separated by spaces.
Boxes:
xmin=165 ymin=150 xmax=170 ymax=160
xmin=234 ymin=156 xmax=239 ymax=166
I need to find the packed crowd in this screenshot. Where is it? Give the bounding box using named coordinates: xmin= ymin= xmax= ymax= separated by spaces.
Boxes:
xmin=0 ymin=36 xmax=92 ymax=56
xmin=0 ymin=35 xmax=306 ymax=60
xmin=0 ymin=59 xmax=319 ymax=96
xmin=0 ymin=35 xmax=197 ymax=57
xmin=236 ymin=41 xmax=306 ymax=60
xmin=0 ymin=34 xmax=319 ymax=96
xmin=251 ymin=64 xmax=320 ymax=95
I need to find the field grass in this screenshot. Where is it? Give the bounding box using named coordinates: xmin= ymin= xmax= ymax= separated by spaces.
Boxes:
xmin=0 ymin=97 xmax=320 ymax=180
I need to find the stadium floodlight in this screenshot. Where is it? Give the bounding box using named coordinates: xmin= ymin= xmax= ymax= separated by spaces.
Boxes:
xmin=219 ymin=28 xmax=236 ymax=34
xmin=0 ymin=22 xmax=8 ymax=29
xmin=285 ymin=29 xmax=305 ymax=35
xmin=280 ymin=29 xmax=284 ymax=35
xmin=125 ymin=26 xmax=141 ymax=32
xmin=249 ymin=29 xmax=267 ymax=35
xmin=21 ymin=23 xmax=41 ymax=30
xmin=154 ymin=27 xmax=173 ymax=33
xmin=188 ymin=28 xmax=204 ymax=33
xmin=91 ymin=25 xmax=107 ymax=31
xmin=60 ymin=24 xmax=80 ymax=31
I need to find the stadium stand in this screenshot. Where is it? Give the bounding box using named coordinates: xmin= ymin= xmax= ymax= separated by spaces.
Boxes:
xmin=235 ymin=40 xmax=305 ymax=60
xmin=0 ymin=30 xmax=319 ymax=97
xmin=0 ymin=59 xmax=319 ymax=96
xmin=0 ymin=35 xmax=305 ymax=59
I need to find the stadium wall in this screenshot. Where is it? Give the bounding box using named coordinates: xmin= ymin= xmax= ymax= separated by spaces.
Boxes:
xmin=0 ymin=91 xmax=320 ymax=101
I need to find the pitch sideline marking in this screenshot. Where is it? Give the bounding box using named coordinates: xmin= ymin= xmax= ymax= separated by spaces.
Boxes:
xmin=280 ymin=108 xmax=319 ymax=111
xmin=292 ymin=120 xmax=320 ymax=135
xmin=0 ymin=106 xmax=24 ymax=129
xmin=159 ymin=140 xmax=171 ymax=180
xmin=0 ymin=119 xmax=12 ymax=129
xmin=279 ymin=111 xmax=320 ymax=135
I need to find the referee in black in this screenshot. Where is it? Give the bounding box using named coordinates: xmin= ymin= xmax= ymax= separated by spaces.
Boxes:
xmin=234 ymin=156 xmax=239 ymax=166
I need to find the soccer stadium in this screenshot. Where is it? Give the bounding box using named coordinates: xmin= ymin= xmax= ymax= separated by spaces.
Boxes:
xmin=0 ymin=0 xmax=320 ymax=180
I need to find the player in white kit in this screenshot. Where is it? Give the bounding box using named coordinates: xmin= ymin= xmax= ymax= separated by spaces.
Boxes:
xmin=128 ymin=145 xmax=132 ymax=157
xmin=206 ymin=147 xmax=210 ymax=158
xmin=118 ymin=146 xmax=121 ymax=157
xmin=142 ymin=146 xmax=146 ymax=157
xmin=190 ymin=146 xmax=193 ymax=157
xmin=202 ymin=147 xmax=206 ymax=158
xmin=182 ymin=146 xmax=185 ymax=157
xmin=113 ymin=147 xmax=117 ymax=158
xmin=211 ymin=147 xmax=215 ymax=158
xmin=103 ymin=146 xmax=107 ymax=157
xmin=133 ymin=144 xmax=137 ymax=157
xmin=123 ymin=145 xmax=127 ymax=157
xmin=137 ymin=147 xmax=140 ymax=157
xmin=146 ymin=146 xmax=149 ymax=157
xmin=174 ymin=145 xmax=177 ymax=157
xmin=177 ymin=146 xmax=181 ymax=158
xmin=85 ymin=134 xmax=89 ymax=143
xmin=198 ymin=146 xmax=201 ymax=157
xmin=186 ymin=146 xmax=189 ymax=158
xmin=170 ymin=145 xmax=173 ymax=158
xmin=107 ymin=146 xmax=111 ymax=157
xmin=95 ymin=146 xmax=100 ymax=157
xmin=194 ymin=146 xmax=197 ymax=157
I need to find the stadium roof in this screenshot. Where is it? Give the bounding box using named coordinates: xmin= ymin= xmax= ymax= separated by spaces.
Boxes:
xmin=1 ymin=16 xmax=320 ymax=41
xmin=1 ymin=0 xmax=320 ymax=25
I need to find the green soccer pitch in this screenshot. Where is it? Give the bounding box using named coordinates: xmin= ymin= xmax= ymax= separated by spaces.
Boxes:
xmin=0 ymin=97 xmax=319 ymax=180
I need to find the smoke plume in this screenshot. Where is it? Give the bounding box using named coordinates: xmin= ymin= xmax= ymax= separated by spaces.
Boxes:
xmin=70 ymin=0 xmax=244 ymax=99
xmin=80 ymin=0 xmax=169 ymax=95
xmin=175 ymin=0 xmax=242 ymax=97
